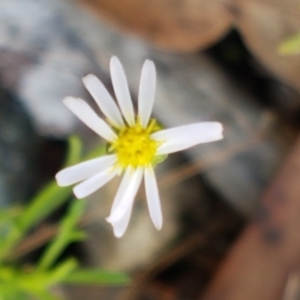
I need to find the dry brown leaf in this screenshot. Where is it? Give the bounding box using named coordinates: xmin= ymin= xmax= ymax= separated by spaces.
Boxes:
xmin=234 ymin=0 xmax=300 ymax=92
xmin=203 ymin=134 xmax=300 ymax=300
xmin=76 ymin=0 xmax=300 ymax=92
xmin=76 ymin=0 xmax=234 ymax=51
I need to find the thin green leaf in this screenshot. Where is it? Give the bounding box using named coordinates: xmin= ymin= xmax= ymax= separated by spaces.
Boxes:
xmin=83 ymin=144 xmax=106 ymax=160
xmin=0 ymin=282 xmax=28 ymax=300
xmin=0 ymin=206 xmax=22 ymax=222
xmin=64 ymin=136 xmax=83 ymax=167
xmin=0 ymin=137 xmax=82 ymax=261
xmin=0 ymin=207 xmax=22 ymax=244
xmin=63 ymin=269 xmax=130 ymax=285
xmin=19 ymin=136 xmax=83 ymax=233
xmin=0 ymin=184 xmax=73 ymax=261
xmin=47 ymin=258 xmax=78 ymax=286
xmin=38 ymin=201 xmax=86 ymax=271
xmin=69 ymin=231 xmax=86 ymax=241
xmin=278 ymin=33 xmax=300 ymax=55
xmin=20 ymin=184 xmax=73 ymax=234
xmin=27 ymin=290 xmax=62 ymax=300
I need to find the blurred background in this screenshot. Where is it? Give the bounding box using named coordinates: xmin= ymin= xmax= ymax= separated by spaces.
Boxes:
xmin=1 ymin=0 xmax=300 ymax=299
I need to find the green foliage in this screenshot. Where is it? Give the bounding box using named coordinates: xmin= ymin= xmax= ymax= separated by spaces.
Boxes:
xmin=63 ymin=269 xmax=130 ymax=285
xmin=278 ymin=33 xmax=300 ymax=56
xmin=0 ymin=136 xmax=129 ymax=300
xmin=37 ymin=200 xmax=86 ymax=271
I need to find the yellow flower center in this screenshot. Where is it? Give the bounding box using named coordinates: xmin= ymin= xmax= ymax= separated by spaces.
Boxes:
xmin=109 ymin=119 xmax=162 ymax=168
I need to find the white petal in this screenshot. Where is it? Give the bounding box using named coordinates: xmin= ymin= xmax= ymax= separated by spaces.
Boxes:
xmin=109 ymin=167 xmax=133 ymax=215
xmin=73 ymin=168 xmax=118 ymax=199
xmin=110 ymin=56 xmax=135 ymax=126
xmin=138 ymin=60 xmax=156 ymax=128
xmin=144 ymin=167 xmax=162 ymax=230
xmin=152 ymin=122 xmax=223 ymax=155
xmin=55 ymin=155 xmax=117 ymax=187
xmin=82 ymin=74 xmax=124 ymax=128
xmin=109 ymin=200 xmax=134 ymax=238
xmin=63 ymin=97 xmax=117 ymax=142
xmin=106 ymin=167 xmax=143 ymax=223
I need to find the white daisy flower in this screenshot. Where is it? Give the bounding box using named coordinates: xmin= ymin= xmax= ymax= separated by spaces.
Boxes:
xmin=55 ymin=56 xmax=223 ymax=238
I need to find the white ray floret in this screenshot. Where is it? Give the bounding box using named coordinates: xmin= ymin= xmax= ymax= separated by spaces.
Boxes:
xmin=63 ymin=97 xmax=116 ymax=142
xmin=110 ymin=56 xmax=135 ymax=126
xmin=56 ymin=56 xmax=224 ymax=238
xmin=145 ymin=167 xmax=162 ymax=230
xmin=56 ymin=155 xmax=117 ymax=186
xmin=73 ymin=168 xmax=118 ymax=199
xmin=152 ymin=122 xmax=223 ymax=155
xmin=106 ymin=168 xmax=143 ymax=237
xmin=138 ymin=60 xmax=156 ymax=128
xmin=83 ymin=74 xmax=125 ymax=128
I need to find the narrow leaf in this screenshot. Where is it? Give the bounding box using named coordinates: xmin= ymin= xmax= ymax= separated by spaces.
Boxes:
xmin=38 ymin=201 xmax=86 ymax=270
xmin=47 ymin=258 xmax=78 ymax=286
xmin=0 ymin=137 xmax=82 ymax=261
xmin=278 ymin=33 xmax=300 ymax=55
xmin=63 ymin=269 xmax=130 ymax=285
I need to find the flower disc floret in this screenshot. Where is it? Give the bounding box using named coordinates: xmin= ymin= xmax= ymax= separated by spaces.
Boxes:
xmin=109 ymin=119 xmax=162 ymax=168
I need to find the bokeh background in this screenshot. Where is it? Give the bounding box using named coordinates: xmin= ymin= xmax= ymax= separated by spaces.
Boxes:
xmin=1 ymin=0 xmax=300 ymax=299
